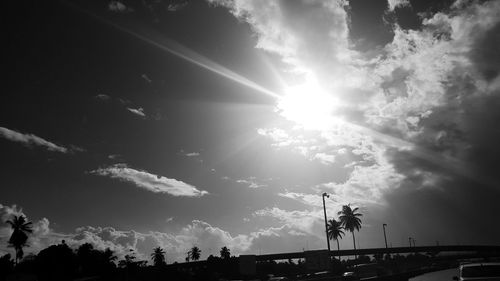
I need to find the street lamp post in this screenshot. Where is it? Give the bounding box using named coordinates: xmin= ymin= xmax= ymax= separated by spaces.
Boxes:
xmin=382 ymin=223 xmax=388 ymax=249
xmin=322 ymin=193 xmax=331 ymax=254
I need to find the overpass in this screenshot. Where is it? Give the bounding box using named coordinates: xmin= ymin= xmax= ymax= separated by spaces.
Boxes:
xmin=255 ymin=245 xmax=500 ymax=261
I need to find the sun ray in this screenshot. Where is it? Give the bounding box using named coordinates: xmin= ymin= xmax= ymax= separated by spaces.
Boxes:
xmin=64 ymin=1 xmax=281 ymax=100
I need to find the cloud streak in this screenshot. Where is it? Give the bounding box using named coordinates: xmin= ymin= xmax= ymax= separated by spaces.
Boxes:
xmin=90 ymin=164 xmax=208 ymax=197
xmin=0 ymin=127 xmax=70 ymax=153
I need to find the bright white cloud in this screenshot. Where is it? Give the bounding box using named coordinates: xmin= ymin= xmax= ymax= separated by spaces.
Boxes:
xmin=220 ymin=0 xmax=500 ymax=207
xmin=0 ymin=127 xmax=70 ymax=153
xmin=90 ymin=164 xmax=208 ymax=197
xmin=387 ymin=0 xmax=410 ymax=11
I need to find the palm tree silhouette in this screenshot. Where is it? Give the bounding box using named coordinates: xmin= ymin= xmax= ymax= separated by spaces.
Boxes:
xmin=338 ymin=204 xmax=362 ymax=259
xmin=327 ymin=219 xmax=344 ymax=260
xmin=151 ymin=247 xmax=166 ymax=266
xmin=6 ymin=215 xmax=33 ymax=265
xmin=220 ymin=246 xmax=231 ymax=260
xmin=189 ymin=246 xmax=201 ymax=261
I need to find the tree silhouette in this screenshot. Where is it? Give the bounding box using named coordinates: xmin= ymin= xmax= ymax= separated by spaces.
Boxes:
xmin=327 ymin=218 xmax=344 ymax=259
xmin=338 ymin=204 xmax=362 ymax=259
xmin=151 ymin=247 xmax=166 ymax=267
xmin=6 ymin=215 xmax=33 ymax=265
xmin=119 ymin=254 xmax=136 ymax=268
xmin=188 ymin=246 xmax=201 ymax=261
xmin=103 ymin=248 xmax=117 ymax=265
xmin=220 ymin=246 xmax=231 ymax=260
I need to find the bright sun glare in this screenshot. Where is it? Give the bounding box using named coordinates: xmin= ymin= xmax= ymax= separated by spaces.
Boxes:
xmin=277 ymin=81 xmax=337 ymax=130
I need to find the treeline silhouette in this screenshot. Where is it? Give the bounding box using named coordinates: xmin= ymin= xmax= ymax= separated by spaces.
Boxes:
xmin=1 ymin=210 xmax=454 ymax=280
xmin=0 ymin=240 xmax=447 ymax=281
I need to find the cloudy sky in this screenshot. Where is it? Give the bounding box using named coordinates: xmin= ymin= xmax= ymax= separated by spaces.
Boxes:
xmin=2 ymin=0 xmax=500 ymax=262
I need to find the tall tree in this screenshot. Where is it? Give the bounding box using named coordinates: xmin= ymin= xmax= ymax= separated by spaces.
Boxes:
xmin=151 ymin=247 xmax=166 ymax=267
xmin=6 ymin=215 xmax=33 ymax=265
xmin=103 ymin=248 xmax=117 ymax=265
xmin=189 ymin=246 xmax=201 ymax=261
xmin=327 ymin=219 xmax=344 ymax=259
xmin=220 ymin=246 xmax=231 ymax=260
xmin=338 ymin=204 xmax=362 ymax=259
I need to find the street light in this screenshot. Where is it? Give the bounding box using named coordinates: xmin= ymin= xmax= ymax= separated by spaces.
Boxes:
xmin=322 ymin=192 xmax=331 ymax=253
xmin=382 ymin=223 xmax=388 ymax=249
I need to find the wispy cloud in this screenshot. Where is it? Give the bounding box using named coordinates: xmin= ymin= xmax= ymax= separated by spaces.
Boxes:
xmin=90 ymin=164 xmax=208 ymax=197
xmin=126 ymin=107 xmax=146 ymax=118
xmin=94 ymin=94 xmax=148 ymax=119
xmin=236 ymin=177 xmax=267 ymax=189
xmin=94 ymin=94 xmax=111 ymax=101
xmin=0 ymin=127 xmax=71 ymax=153
xmin=167 ymin=1 xmax=188 ymax=12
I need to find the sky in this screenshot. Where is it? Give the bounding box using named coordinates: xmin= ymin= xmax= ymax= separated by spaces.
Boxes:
xmin=1 ymin=0 xmax=500 ymax=263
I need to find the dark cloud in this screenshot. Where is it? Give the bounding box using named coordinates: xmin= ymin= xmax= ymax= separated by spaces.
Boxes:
xmin=382 ymin=2 xmax=500 ymax=244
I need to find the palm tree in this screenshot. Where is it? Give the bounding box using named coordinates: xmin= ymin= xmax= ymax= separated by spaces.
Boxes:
xmin=151 ymin=247 xmax=166 ymax=267
xmin=220 ymin=246 xmax=230 ymax=260
xmin=338 ymin=204 xmax=362 ymax=259
xmin=189 ymin=246 xmax=201 ymax=261
xmin=327 ymin=219 xmax=344 ymax=260
xmin=6 ymin=215 xmax=33 ymax=265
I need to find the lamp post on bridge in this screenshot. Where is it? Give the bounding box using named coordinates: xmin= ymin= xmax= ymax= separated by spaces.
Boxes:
xmin=322 ymin=192 xmax=331 ymax=254
xmin=382 ymin=223 xmax=388 ymax=249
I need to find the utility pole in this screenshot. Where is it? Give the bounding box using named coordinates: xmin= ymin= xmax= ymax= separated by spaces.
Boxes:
xmin=382 ymin=224 xmax=388 ymax=249
xmin=322 ymin=193 xmax=331 ymax=254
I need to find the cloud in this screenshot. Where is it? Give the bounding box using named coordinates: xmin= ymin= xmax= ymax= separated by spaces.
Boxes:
xmin=90 ymin=164 xmax=208 ymax=197
xmin=167 ymin=1 xmax=189 ymax=12
xmin=0 ymin=127 xmax=70 ymax=153
xmin=313 ymin=152 xmax=336 ymax=165
xmin=254 ymin=207 xmax=321 ymax=234
xmin=184 ymin=152 xmax=200 ymax=157
xmin=0 ymin=202 xmax=332 ymax=262
xmin=126 ymin=107 xmax=146 ymax=118
xmin=0 ymin=204 xmax=65 ymax=257
xmin=94 ymin=94 xmax=111 ymax=101
xmin=387 ymin=0 xmax=411 ymax=12
xmin=208 ymin=0 xmax=354 ymax=86
xmin=94 ymin=94 xmax=148 ymax=118
xmin=236 ymin=177 xmax=267 ymax=189
xmin=220 ymin=0 xmax=500 ymax=220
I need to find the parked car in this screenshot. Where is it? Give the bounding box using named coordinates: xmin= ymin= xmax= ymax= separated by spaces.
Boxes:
xmin=453 ymin=262 xmax=500 ymax=281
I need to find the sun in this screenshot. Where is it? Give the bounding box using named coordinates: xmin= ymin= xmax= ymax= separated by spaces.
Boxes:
xmin=276 ymin=80 xmax=338 ymax=130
